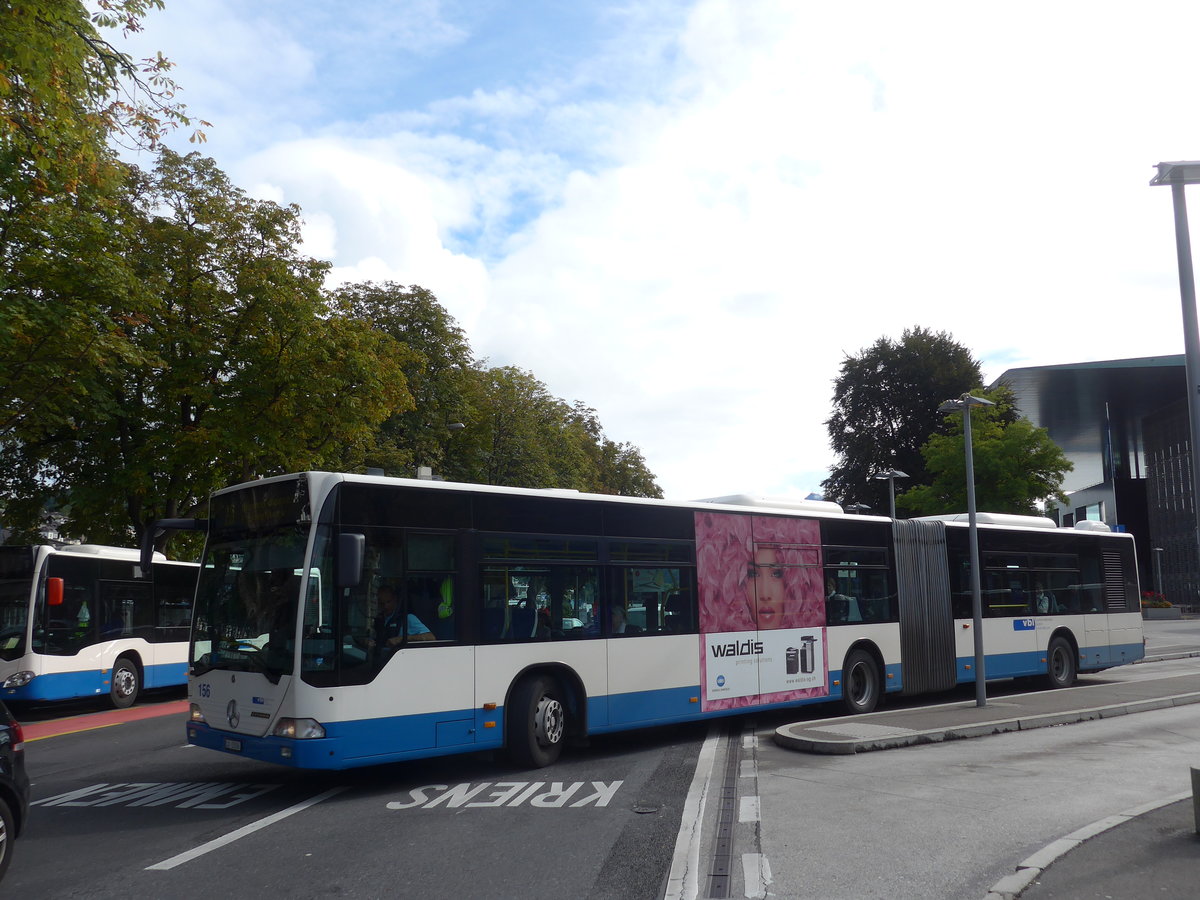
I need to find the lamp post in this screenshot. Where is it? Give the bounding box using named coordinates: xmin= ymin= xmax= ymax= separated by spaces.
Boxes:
xmin=872 ymin=468 xmax=909 ymax=520
xmin=938 ymin=392 xmax=996 ymax=708
xmin=1151 ymin=162 xmax=1200 ymax=569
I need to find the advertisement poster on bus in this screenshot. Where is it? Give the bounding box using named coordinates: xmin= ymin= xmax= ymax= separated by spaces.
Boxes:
xmin=695 ymin=511 xmax=829 ymax=711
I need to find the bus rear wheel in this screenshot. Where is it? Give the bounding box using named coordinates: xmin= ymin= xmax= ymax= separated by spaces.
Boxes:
xmin=110 ymin=657 xmax=140 ymax=709
xmin=1046 ymin=637 xmax=1077 ymax=689
xmin=507 ymin=675 xmax=566 ymax=768
xmin=842 ymin=649 xmax=881 ymax=715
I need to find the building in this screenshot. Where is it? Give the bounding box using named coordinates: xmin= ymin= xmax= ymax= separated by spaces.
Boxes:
xmin=995 ymin=355 xmax=1195 ymax=607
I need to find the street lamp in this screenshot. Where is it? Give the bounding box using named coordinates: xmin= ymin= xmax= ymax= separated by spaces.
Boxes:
xmin=1151 ymin=162 xmax=1200 ymax=570
xmin=872 ymin=468 xmax=909 ymax=520
xmin=938 ymin=392 xmax=996 ymax=708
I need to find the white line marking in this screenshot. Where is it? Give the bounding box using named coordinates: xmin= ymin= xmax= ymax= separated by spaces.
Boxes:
xmin=742 ymin=734 xmax=758 ymax=750
xmin=739 ymin=759 xmax=756 ymax=778
xmin=145 ymin=787 xmax=348 ymax=871
xmin=738 ymin=795 xmax=760 ymax=823
xmin=663 ymin=724 xmax=720 ymax=900
xmin=741 ymin=853 xmax=772 ymax=899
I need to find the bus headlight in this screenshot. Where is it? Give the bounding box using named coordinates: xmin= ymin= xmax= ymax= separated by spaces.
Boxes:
xmin=189 ymin=703 xmax=207 ymax=723
xmin=3 ymin=671 xmax=35 ymax=689
xmin=271 ymin=717 xmax=326 ymax=740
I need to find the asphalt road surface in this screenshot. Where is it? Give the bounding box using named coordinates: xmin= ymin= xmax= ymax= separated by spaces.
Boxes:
xmin=7 ymin=619 xmax=1199 ymax=899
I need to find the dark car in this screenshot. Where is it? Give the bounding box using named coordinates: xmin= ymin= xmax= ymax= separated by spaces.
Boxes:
xmin=0 ymin=700 xmax=29 ymax=882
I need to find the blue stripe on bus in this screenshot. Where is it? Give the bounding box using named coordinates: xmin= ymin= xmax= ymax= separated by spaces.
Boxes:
xmin=948 ymin=641 xmax=1146 ymax=683
xmin=187 ymin=639 xmax=1150 ymax=770
xmin=0 ymin=662 xmax=187 ymax=702
xmin=142 ymin=661 xmax=187 ymax=690
xmin=2 ymin=669 xmax=108 ymax=702
xmin=187 ymin=707 xmax=505 ymax=770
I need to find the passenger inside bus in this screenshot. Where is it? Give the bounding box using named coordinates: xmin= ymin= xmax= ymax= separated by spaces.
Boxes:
xmin=1034 ymin=581 xmax=1062 ymax=614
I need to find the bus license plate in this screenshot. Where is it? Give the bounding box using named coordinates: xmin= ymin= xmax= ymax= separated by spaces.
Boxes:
xmin=224 ymin=738 xmax=242 ymax=752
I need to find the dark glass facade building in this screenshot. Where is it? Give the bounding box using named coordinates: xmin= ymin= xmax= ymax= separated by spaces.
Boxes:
xmin=995 ymin=355 xmax=1195 ymax=607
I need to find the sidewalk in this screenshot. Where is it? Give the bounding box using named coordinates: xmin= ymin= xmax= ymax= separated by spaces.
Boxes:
xmin=773 ymin=666 xmax=1200 ymax=900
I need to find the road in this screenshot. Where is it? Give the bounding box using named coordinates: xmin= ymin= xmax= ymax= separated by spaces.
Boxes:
xmin=5 ymin=619 xmax=1199 ymax=899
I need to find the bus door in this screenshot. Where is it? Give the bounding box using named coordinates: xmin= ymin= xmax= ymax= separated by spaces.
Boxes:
xmin=979 ymin=558 xmax=1039 ymax=677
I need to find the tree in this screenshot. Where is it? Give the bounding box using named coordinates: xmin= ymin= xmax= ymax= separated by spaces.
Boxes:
xmin=898 ymin=385 xmax=1072 ymax=516
xmin=1 ymin=150 xmax=411 ymax=547
xmin=451 ymin=369 xmax=663 ymax=497
xmin=567 ymin=402 xmax=663 ymax=498
xmin=823 ymin=327 xmax=982 ymax=512
xmin=1 ymin=1 xmax=207 ymax=444
xmin=330 ymin=282 xmax=474 ymax=479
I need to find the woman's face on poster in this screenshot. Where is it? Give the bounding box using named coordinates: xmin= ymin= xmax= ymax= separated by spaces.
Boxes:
xmin=744 ymin=545 xmax=786 ymax=628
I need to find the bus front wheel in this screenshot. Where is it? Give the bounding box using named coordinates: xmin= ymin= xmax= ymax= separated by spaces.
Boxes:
xmin=842 ymin=649 xmax=881 ymax=715
xmin=1046 ymin=637 xmax=1077 ymax=689
xmin=507 ymin=675 xmax=566 ymax=768
xmin=110 ymin=657 xmax=140 ymax=709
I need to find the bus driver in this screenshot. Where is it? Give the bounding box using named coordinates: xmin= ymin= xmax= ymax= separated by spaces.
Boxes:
xmin=371 ymin=585 xmax=435 ymax=655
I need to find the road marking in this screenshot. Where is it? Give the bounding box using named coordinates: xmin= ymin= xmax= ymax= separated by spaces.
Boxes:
xmin=663 ymin=723 xmax=720 ymax=900
xmin=145 ymin=787 xmax=347 ymax=871
xmin=35 ymin=782 xmax=279 ymax=809
xmin=741 ymin=853 xmax=772 ymax=899
xmin=386 ymin=780 xmax=623 ymax=809
xmin=738 ymin=795 xmax=760 ymax=823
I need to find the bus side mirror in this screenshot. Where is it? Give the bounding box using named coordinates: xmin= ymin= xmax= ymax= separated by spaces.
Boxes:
xmin=47 ymin=577 xmax=64 ymax=607
xmin=337 ymin=533 xmax=365 ymax=588
xmin=140 ymin=518 xmax=209 ymax=574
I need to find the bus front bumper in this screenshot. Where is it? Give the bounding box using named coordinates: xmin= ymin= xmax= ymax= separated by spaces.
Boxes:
xmin=186 ymin=721 xmax=338 ymax=768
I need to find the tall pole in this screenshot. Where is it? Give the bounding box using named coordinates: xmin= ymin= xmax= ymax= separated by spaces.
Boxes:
xmin=962 ymin=394 xmax=987 ymax=708
xmin=1168 ymin=183 xmax=1200 ymax=566
xmin=872 ymin=469 xmax=908 ymax=520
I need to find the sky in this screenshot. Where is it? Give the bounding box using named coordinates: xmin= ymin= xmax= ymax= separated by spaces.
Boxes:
xmin=119 ymin=1 xmax=1200 ymax=502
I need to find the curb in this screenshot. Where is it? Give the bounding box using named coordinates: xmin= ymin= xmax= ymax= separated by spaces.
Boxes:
xmin=773 ymin=691 xmax=1200 ymax=755
xmin=981 ymin=791 xmax=1193 ymax=900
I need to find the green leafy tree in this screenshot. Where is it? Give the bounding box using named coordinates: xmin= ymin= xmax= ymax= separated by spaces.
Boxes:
xmin=2 ymin=150 xmax=411 ymax=548
xmin=568 ymin=402 xmax=663 ymax=498
xmin=462 ymin=366 xmax=583 ymax=488
xmin=823 ymin=327 xmax=983 ymax=512
xmin=330 ymin=282 xmax=474 ymax=479
xmin=1 ymin=1 xmax=206 ymax=444
xmin=898 ymin=386 xmax=1072 ymax=516
xmin=451 ymin=369 xmax=662 ymax=497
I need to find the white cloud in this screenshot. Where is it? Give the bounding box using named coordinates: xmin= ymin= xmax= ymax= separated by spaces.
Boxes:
xmin=132 ymin=0 xmax=1200 ymax=500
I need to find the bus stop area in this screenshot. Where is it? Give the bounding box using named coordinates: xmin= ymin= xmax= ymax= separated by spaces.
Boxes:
xmin=774 ymin=661 xmax=1200 ymax=899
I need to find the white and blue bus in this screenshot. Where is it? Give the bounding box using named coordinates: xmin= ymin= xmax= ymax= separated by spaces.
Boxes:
xmin=173 ymin=472 xmax=1144 ymax=770
xmin=0 ymin=544 xmax=197 ymax=707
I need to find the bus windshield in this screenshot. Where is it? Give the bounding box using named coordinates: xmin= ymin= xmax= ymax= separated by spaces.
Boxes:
xmin=191 ymin=480 xmax=312 ymax=683
xmin=0 ymin=547 xmax=35 ymax=661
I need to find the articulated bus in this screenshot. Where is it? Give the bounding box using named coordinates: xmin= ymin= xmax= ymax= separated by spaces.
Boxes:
xmin=172 ymin=472 xmax=1143 ymax=770
xmin=0 ymin=545 xmax=198 ymax=707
